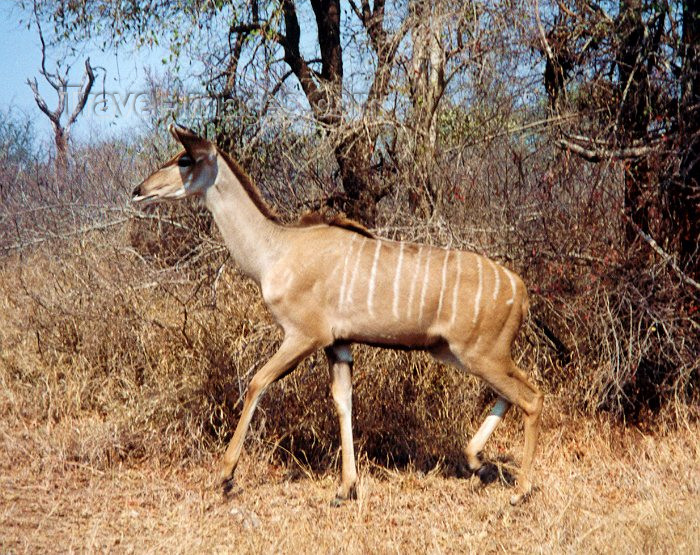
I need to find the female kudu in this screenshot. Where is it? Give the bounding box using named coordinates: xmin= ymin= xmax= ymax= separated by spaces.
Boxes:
xmin=132 ymin=125 xmax=543 ymax=506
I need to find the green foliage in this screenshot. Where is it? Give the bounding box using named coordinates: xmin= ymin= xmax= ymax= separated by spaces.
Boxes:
xmin=0 ymin=109 xmax=36 ymax=167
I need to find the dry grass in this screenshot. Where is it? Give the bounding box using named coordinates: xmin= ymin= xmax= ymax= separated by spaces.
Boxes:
xmin=0 ymin=235 xmax=502 ymax=474
xmin=0 ymin=137 xmax=697 ymax=552
xmin=1 ymin=409 xmax=698 ymax=554
xmin=1 ymin=236 xmax=699 ymax=553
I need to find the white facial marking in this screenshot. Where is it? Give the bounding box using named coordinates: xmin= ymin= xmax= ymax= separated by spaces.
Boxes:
xmin=338 ymin=235 xmax=357 ymax=309
xmin=418 ymin=249 xmax=432 ymax=321
xmin=407 ymin=246 xmax=423 ymax=318
xmin=366 ymin=241 xmax=383 ymax=317
xmin=489 ymin=259 xmax=501 ymax=301
xmin=392 ymin=243 xmax=405 ymax=319
xmin=505 ymin=268 xmax=517 ymax=306
xmin=437 ymin=250 xmax=450 ymax=318
xmin=473 ymin=256 xmax=483 ymax=324
xmin=346 ymin=238 xmax=367 ymax=306
xmin=450 ymin=252 xmax=462 ymax=327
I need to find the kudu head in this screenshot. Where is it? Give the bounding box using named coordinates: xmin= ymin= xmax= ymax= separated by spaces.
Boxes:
xmin=132 ymin=124 xmax=218 ymax=205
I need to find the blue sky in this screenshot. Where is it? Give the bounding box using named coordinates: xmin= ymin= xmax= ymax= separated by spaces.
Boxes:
xmin=0 ymin=2 xmax=381 ymax=149
xmin=0 ymin=2 xmax=169 ymax=145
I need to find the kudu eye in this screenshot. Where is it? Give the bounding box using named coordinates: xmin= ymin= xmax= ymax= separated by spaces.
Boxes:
xmin=177 ymin=155 xmax=193 ymax=168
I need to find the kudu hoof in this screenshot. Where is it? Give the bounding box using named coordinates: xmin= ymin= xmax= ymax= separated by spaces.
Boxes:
xmin=475 ymin=463 xmax=500 ymax=485
xmin=330 ymin=485 xmax=357 ymax=507
xmin=221 ymin=476 xmax=239 ymax=499
xmin=509 ymin=485 xmax=532 ymax=506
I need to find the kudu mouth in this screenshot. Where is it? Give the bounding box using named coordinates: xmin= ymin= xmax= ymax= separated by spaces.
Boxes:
xmin=131 ymin=184 xmax=158 ymax=205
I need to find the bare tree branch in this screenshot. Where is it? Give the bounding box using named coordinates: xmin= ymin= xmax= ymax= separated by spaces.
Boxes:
xmin=534 ymin=0 xmax=555 ymax=65
xmin=27 ymin=77 xmax=61 ymax=125
xmin=623 ymin=213 xmax=700 ymax=292
xmin=66 ymin=58 xmax=95 ymax=130
xmin=26 ymin=0 xmax=97 ymax=175
xmin=558 ymin=138 xmax=661 ymax=162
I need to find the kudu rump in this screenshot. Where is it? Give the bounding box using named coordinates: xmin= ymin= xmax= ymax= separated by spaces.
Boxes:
xmin=132 ymin=125 xmax=543 ymax=505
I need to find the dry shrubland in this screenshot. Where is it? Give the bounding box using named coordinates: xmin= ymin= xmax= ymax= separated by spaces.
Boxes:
xmin=0 ymin=117 xmax=698 ymax=552
xmin=2 ymin=0 xmax=699 ymax=548
xmin=1 ymin=120 xmax=697 ymax=470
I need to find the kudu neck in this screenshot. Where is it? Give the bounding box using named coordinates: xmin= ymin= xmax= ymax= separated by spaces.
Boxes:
xmin=204 ymin=155 xmax=283 ymax=283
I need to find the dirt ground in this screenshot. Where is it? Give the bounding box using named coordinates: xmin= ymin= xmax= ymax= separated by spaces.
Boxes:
xmin=2 ymin=415 xmax=698 ymax=554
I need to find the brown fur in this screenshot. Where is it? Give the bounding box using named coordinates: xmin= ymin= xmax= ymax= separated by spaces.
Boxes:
xmin=215 ymin=147 xmax=281 ymax=223
xmin=216 ymin=147 xmax=373 ymax=238
xmin=298 ymin=212 xmax=375 ymax=238
xmin=136 ymin=125 xmax=543 ymax=506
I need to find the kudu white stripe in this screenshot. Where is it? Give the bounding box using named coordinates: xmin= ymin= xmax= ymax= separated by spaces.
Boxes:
xmin=392 ymin=242 xmax=405 ymax=319
xmin=367 ymin=241 xmax=383 ymax=317
xmin=450 ymin=252 xmax=462 ymax=327
xmin=437 ymin=250 xmax=450 ymax=319
xmin=473 ymin=256 xmax=483 ymax=324
xmin=418 ymin=250 xmax=432 ymax=321
xmin=346 ymin=238 xmax=367 ymax=307
xmin=338 ymin=235 xmax=357 ymax=309
xmin=406 ymin=246 xmax=423 ymax=319
xmin=133 ymin=124 xmax=543 ymax=508
xmin=506 ymin=268 xmax=517 ymax=306
xmin=490 ymin=258 xmax=501 ymax=301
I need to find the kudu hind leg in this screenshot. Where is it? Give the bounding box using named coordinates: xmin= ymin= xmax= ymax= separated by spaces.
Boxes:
xmin=325 ymin=344 xmax=357 ymax=503
xmin=465 ymin=397 xmax=511 ymax=472
xmin=468 ymin=357 xmax=543 ymax=504
xmin=507 ymin=363 xmax=543 ymax=504
xmin=219 ymin=334 xmax=317 ymax=494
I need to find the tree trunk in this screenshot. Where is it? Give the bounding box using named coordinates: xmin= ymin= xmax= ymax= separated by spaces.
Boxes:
xmin=617 ymin=0 xmax=655 ymax=244
xmin=407 ymin=2 xmax=446 ymax=216
xmin=309 ymin=0 xmax=378 ymax=224
xmin=53 ymin=124 xmax=68 ymax=179
xmin=281 ymin=0 xmax=376 ymax=224
xmin=673 ymin=0 xmax=700 ymax=278
xmin=334 ymin=132 xmax=378 ymax=225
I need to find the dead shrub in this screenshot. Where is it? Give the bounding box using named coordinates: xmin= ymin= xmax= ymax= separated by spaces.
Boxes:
xmin=1 ymin=124 xmax=697 ymax=480
xmin=128 ymin=203 xmax=214 ymax=267
xmin=0 ymin=232 xmax=496 ymax=474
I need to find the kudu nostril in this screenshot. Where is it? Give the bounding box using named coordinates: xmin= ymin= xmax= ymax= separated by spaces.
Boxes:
xmin=132 ymin=185 xmax=141 ymax=198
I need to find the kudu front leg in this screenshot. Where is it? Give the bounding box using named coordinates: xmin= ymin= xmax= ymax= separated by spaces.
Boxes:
xmin=219 ymin=334 xmax=317 ymax=496
xmin=325 ymin=344 xmax=357 ymax=505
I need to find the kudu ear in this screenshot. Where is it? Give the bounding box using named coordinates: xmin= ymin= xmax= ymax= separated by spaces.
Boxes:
xmin=169 ymin=124 xmax=214 ymax=159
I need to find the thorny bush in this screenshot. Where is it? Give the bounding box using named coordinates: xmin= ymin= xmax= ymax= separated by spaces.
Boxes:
xmin=0 ymin=126 xmax=697 ymax=474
